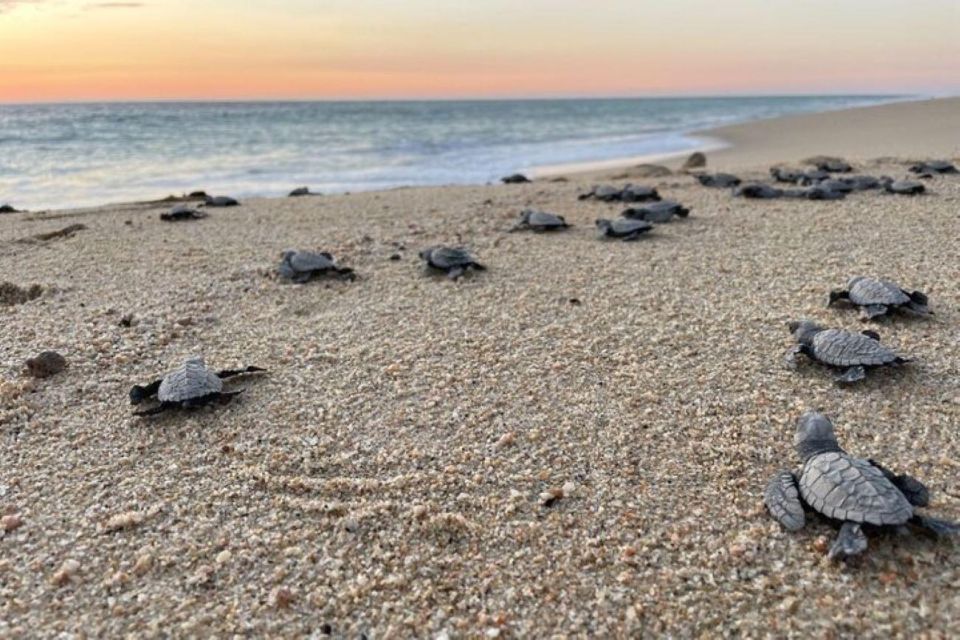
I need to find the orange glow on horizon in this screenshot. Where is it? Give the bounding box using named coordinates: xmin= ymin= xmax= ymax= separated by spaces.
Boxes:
xmin=1 ymin=0 xmax=958 ymax=102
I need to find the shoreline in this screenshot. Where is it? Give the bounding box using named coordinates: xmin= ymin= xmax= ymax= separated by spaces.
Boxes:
xmin=3 ymin=95 xmax=944 ymax=214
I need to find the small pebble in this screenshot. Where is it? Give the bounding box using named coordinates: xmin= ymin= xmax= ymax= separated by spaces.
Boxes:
xmin=1 ymin=514 xmax=22 ymax=531
xmin=25 ymin=351 xmax=67 ymax=378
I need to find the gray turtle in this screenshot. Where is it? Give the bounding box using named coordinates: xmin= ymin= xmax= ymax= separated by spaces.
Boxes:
xmin=160 ymin=205 xmax=208 ymax=221
xmin=909 ymin=160 xmax=957 ymax=176
xmin=829 ymin=276 xmax=931 ymax=320
xmin=882 ymin=178 xmax=925 ymax=195
xmin=130 ymin=356 xmax=266 ymax=416
xmin=621 ymin=200 xmax=689 ymax=222
xmin=288 ymin=187 xmax=312 ymax=197
xmin=620 ymin=184 xmax=661 ymax=203
xmin=595 ymin=218 xmax=653 ymax=241
xmin=734 ymin=184 xmax=784 ymax=199
xmin=765 ymin=411 xmax=959 ymax=561
xmin=0 ymin=204 xmax=19 ymax=214
xmin=770 ymin=167 xmax=806 ymax=183
xmin=696 ymin=173 xmax=741 ymax=188
xmin=278 ymin=250 xmax=355 ymax=283
xmin=795 ymin=170 xmax=831 ymax=185
xmin=205 ymin=195 xmax=239 ymax=207
xmin=806 ymin=157 xmax=852 ymax=173
xmin=419 ymin=246 xmax=486 ymax=280
xmin=783 ymin=186 xmax=846 ymax=201
xmin=510 ymin=209 xmax=570 ymax=232
xmin=785 ymin=320 xmax=909 ymax=383
xmin=840 ymin=175 xmax=883 ymax=191
xmin=579 ymin=185 xmax=623 ymax=202
xmin=501 ymin=173 xmax=531 ymax=184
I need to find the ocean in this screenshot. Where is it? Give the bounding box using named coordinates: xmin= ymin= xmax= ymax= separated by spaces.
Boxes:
xmin=0 ymin=96 xmax=903 ymax=211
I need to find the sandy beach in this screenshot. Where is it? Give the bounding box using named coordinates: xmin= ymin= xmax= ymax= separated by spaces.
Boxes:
xmin=2 ymin=98 xmax=960 ymax=637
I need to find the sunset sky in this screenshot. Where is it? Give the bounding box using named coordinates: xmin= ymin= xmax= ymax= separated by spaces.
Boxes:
xmin=1 ymin=0 xmax=958 ymax=102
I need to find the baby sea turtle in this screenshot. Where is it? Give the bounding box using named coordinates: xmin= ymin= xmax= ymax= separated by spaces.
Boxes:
xmin=161 ymin=205 xmax=208 ymax=222
xmin=784 ymin=186 xmax=846 ymax=201
xmin=696 ymin=173 xmax=741 ymax=188
xmin=840 ymin=175 xmax=882 ymax=191
xmin=278 ymin=250 xmax=355 ymax=283
xmin=501 ymin=173 xmax=531 ymax=184
xmin=764 ymin=411 xmax=959 ymax=561
xmin=288 ymin=187 xmax=312 ymax=197
xmin=0 ymin=204 xmax=19 ymax=214
xmin=510 ymin=209 xmax=570 ymax=232
xmin=579 ymin=185 xmax=623 ymax=202
xmin=734 ymin=184 xmax=784 ymax=199
xmin=785 ymin=320 xmax=909 ymax=383
xmin=829 ymin=276 xmax=931 ymax=319
xmin=882 ymin=178 xmax=925 ymax=195
xmin=620 ymin=184 xmax=661 ymax=203
xmin=130 ymin=357 xmax=265 ymax=417
xmin=805 ymin=157 xmax=852 ymax=173
xmin=622 ymin=200 xmax=689 ymax=222
xmin=595 ymin=218 xmax=653 ymax=241
xmin=205 ymin=195 xmax=239 ymax=207
xmin=419 ymin=246 xmax=486 ymax=280
xmin=770 ymin=167 xmax=805 ymax=183
xmin=909 ymin=160 xmax=958 ymax=176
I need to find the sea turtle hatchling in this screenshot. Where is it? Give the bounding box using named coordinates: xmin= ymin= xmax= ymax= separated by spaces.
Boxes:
xmin=204 ymin=195 xmax=240 ymax=207
xmin=160 ymin=205 xmax=208 ymax=221
xmin=595 ymin=218 xmax=653 ymax=241
xmin=510 ymin=209 xmax=570 ymax=232
xmin=621 ymin=200 xmax=690 ymax=222
xmin=764 ymin=411 xmax=959 ymax=561
xmin=785 ymin=320 xmax=909 ymax=383
xmin=881 ymin=178 xmax=925 ymax=195
xmin=734 ymin=184 xmax=784 ymax=199
xmin=909 ymin=160 xmax=958 ymax=176
xmin=696 ymin=173 xmax=741 ymax=188
xmin=278 ymin=250 xmax=355 ymax=283
xmin=829 ymin=276 xmax=931 ymax=320
xmin=419 ymin=246 xmax=486 ymax=280
xmin=129 ymin=357 xmax=266 ymax=416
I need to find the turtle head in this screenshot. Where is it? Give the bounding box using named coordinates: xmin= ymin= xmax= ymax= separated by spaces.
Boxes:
xmin=129 ymin=385 xmax=149 ymax=405
xmin=794 ymin=411 xmax=841 ymax=459
xmin=184 ymin=355 xmax=205 ymax=368
xmin=595 ymin=219 xmax=612 ymax=232
xmin=787 ymin=320 xmax=823 ymax=345
xmin=281 ymin=249 xmax=297 ymax=262
xmin=418 ymin=247 xmax=437 ymax=262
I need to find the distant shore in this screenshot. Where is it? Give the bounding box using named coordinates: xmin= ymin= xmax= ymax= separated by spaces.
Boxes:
xmin=544 ymin=96 xmax=959 ymax=179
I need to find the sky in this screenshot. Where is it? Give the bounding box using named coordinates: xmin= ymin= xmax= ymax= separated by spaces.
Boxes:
xmin=0 ymin=0 xmax=958 ymax=102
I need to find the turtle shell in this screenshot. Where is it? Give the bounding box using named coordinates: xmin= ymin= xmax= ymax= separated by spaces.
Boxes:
xmin=847 ymin=277 xmax=910 ymax=307
xmin=424 ymin=246 xmax=475 ymax=269
xmin=810 ymin=329 xmax=900 ymax=367
xmin=800 ymin=451 xmax=913 ymax=526
xmin=601 ymin=218 xmax=653 ymax=237
xmin=287 ymin=251 xmax=336 ymax=273
xmin=521 ymin=210 xmax=567 ymax=229
xmin=157 ymin=357 xmax=223 ymax=402
xmin=619 ymin=184 xmax=660 ymax=203
xmin=623 ymin=200 xmax=688 ymax=222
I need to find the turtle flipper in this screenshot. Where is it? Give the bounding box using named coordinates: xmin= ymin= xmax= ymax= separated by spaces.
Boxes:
xmin=763 ymin=470 xmax=806 ymax=531
xmin=469 ymin=261 xmax=486 ymax=272
xmin=828 ymin=522 xmax=868 ymax=561
xmin=783 ymin=345 xmax=805 ymax=370
xmin=860 ymin=305 xmax=889 ymax=320
xmin=217 ymin=366 xmax=267 ymax=379
xmin=134 ymin=402 xmax=174 ymax=417
xmin=867 ymin=459 xmax=930 ymax=507
xmin=835 ymin=365 xmax=867 ymax=384
xmin=446 ymin=266 xmax=465 ymax=280
xmin=861 ymin=330 xmax=881 ymax=342
xmin=911 ymin=515 xmax=960 ymax=537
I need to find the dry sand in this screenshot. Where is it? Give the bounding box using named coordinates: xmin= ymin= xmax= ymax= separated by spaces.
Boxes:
xmin=2 ymin=100 xmax=960 ymax=637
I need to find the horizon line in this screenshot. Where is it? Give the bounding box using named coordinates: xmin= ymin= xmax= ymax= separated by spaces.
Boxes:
xmin=0 ymin=91 xmax=931 ymax=107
